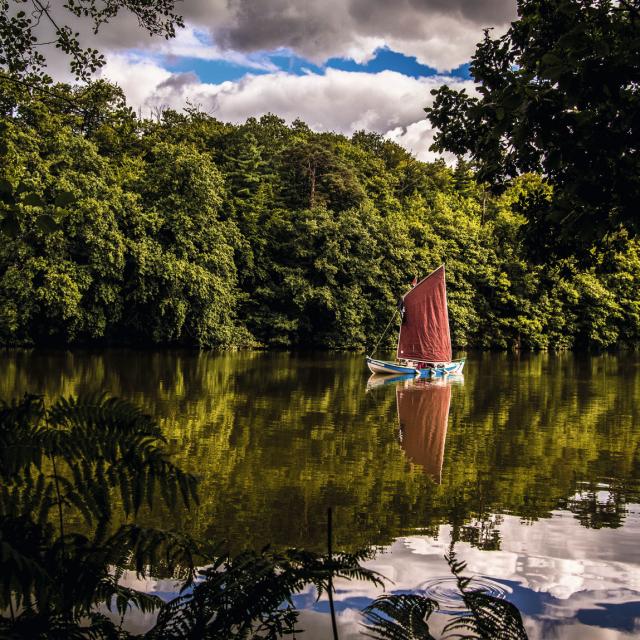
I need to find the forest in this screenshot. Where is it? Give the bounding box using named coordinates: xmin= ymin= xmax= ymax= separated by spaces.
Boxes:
xmin=1 ymin=79 xmax=639 ymax=351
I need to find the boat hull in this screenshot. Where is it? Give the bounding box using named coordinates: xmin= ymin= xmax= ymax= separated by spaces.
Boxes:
xmin=366 ymin=356 xmax=465 ymax=378
xmin=366 ymin=357 xmax=419 ymax=375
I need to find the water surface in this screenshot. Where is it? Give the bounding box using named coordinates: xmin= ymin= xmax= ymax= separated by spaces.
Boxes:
xmin=1 ymin=350 xmax=639 ymax=637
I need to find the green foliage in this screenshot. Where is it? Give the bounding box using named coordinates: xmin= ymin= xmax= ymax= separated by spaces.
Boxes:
xmin=426 ymin=0 xmax=640 ymax=255
xmin=2 ymin=81 xmax=640 ymax=350
xmin=0 ymin=87 xmax=249 ymax=347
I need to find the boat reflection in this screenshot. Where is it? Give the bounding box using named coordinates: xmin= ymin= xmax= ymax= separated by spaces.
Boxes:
xmin=397 ymin=378 xmax=454 ymax=483
xmin=366 ymin=372 xmax=417 ymax=389
xmin=368 ymin=374 xmax=462 ymax=483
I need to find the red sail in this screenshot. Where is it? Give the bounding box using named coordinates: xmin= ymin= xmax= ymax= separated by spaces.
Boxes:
xmin=397 ymin=265 xmax=452 ymax=363
xmin=396 ymin=381 xmax=451 ymax=483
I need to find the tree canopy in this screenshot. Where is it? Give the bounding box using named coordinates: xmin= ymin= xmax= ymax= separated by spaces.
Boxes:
xmin=426 ymin=0 xmax=640 ymax=255
xmin=1 ymin=79 xmax=640 ymax=350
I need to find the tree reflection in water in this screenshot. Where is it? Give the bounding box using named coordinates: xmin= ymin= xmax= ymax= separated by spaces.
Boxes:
xmin=0 ymin=394 xmax=382 ymax=638
xmin=0 ymin=392 xmax=528 ymax=639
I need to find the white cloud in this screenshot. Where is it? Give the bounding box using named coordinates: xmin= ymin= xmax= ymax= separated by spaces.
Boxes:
xmin=102 ymin=55 xmax=173 ymax=110
xmin=101 ymin=59 xmax=474 ymax=161
xmin=296 ymin=511 xmax=640 ymax=639
xmin=386 ymin=120 xmax=458 ymax=163
xmin=134 ymin=25 xmax=280 ymax=72
xmin=25 ymin=0 xmax=503 ymax=158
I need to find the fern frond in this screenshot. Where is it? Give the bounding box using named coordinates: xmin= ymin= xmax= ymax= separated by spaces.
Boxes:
xmin=362 ymin=593 xmax=439 ymax=640
xmin=443 ymin=552 xmax=528 ymax=640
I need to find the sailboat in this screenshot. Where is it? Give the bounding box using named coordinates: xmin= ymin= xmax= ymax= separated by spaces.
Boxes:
xmin=366 ymin=265 xmax=465 ymax=378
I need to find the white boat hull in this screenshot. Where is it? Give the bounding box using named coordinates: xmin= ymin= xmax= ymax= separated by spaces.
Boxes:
xmin=367 ymin=357 xmax=419 ymax=375
xmin=366 ymin=356 xmax=465 ymax=378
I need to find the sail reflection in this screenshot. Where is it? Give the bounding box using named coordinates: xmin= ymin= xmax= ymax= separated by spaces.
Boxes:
xmin=395 ymin=378 xmax=460 ymax=483
xmin=367 ymin=372 xmax=461 ymax=483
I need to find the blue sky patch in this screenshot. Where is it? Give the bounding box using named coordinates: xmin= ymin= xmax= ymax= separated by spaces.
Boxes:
xmin=159 ymin=46 xmax=472 ymax=85
xmin=325 ymin=48 xmax=471 ymax=80
xmin=164 ymin=56 xmax=271 ymax=83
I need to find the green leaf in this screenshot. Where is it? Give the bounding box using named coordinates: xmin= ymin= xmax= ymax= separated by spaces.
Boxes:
xmin=36 ymin=214 xmax=60 ymax=233
xmin=22 ymin=192 xmax=46 ymax=208
xmin=54 ymin=190 xmax=76 ymax=207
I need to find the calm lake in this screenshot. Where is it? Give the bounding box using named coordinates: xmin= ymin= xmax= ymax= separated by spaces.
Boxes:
xmin=2 ymin=349 xmax=640 ymax=638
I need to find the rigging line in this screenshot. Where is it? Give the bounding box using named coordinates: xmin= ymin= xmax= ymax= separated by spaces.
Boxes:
xmin=370 ymin=309 xmax=399 ymax=356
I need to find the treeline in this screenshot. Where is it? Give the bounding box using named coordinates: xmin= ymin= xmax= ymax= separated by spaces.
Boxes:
xmin=1 ymin=80 xmax=639 ymax=350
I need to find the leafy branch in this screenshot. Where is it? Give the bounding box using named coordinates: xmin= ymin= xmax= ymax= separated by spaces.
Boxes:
xmin=0 ymin=0 xmax=183 ymax=81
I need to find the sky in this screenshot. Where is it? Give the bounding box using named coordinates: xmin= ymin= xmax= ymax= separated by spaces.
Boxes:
xmin=62 ymin=0 xmax=518 ymax=161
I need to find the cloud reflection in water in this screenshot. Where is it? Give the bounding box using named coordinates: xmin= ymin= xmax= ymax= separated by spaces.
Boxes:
xmin=296 ymin=508 xmax=640 ymax=639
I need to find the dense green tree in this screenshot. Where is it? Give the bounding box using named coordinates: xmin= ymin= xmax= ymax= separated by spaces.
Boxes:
xmin=426 ymin=0 xmax=640 ymax=255
xmin=279 ymin=139 xmax=366 ymax=211
xmin=1 ymin=80 xmax=640 ymax=350
xmin=123 ymin=141 xmax=246 ymax=346
xmin=0 ymin=85 xmax=248 ymax=347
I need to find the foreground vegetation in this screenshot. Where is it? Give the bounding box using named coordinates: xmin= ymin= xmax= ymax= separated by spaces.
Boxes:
xmin=1 ymin=80 xmax=639 ymax=351
xmin=0 ymin=393 xmax=380 ymax=638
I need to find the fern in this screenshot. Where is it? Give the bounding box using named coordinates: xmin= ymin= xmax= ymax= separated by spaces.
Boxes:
xmin=442 ymin=553 xmax=528 ymax=640
xmin=363 ymin=553 xmax=528 ymax=640
xmin=0 ymin=609 xmax=123 ymax=639
xmin=147 ymin=546 xmax=383 ymax=639
xmin=0 ymin=394 xmax=201 ymax=633
xmin=362 ymin=594 xmax=439 ymax=639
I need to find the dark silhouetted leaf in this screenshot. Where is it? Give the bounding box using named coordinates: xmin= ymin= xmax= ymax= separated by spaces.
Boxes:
xmin=54 ymin=191 xmax=76 ymax=207
xmin=22 ymin=193 xmax=46 ymax=208
xmin=36 ymin=214 xmax=60 ymax=233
